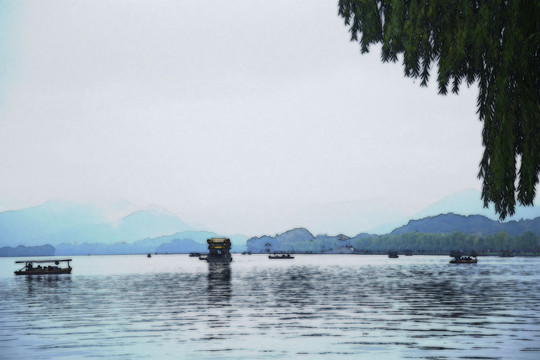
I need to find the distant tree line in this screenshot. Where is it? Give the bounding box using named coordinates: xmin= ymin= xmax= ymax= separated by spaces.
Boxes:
xmin=352 ymin=231 xmax=539 ymax=254
xmin=248 ymin=231 xmax=539 ymax=255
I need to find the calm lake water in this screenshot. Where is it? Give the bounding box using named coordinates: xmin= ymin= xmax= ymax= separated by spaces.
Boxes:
xmin=1 ymin=255 xmax=539 ymax=359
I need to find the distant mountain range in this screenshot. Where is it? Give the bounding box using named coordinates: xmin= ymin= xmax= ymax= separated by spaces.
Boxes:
xmin=276 ymin=189 xmax=540 ymax=236
xmin=0 ymin=231 xmax=248 ymax=257
xmin=55 ymin=231 xmax=248 ymax=255
xmin=391 ymin=213 xmax=540 ymax=237
xmin=246 ymin=214 xmax=540 ymax=254
xmin=0 ymin=200 xmax=191 ymax=247
xmin=1 ymin=191 xmax=539 ymax=256
xmin=0 ymin=244 xmax=55 ymax=257
xmin=412 ymin=189 xmax=540 ymax=222
xmin=369 ymin=189 xmax=540 ymax=234
xmin=0 ymin=200 xmax=247 ymax=256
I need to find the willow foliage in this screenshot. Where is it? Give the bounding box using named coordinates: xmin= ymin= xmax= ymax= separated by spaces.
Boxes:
xmin=338 ymin=0 xmax=540 ymax=218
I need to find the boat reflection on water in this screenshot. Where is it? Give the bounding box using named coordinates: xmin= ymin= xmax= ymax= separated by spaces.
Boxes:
xmin=22 ymin=275 xmax=73 ymax=307
xmin=207 ymin=263 xmax=231 ymax=307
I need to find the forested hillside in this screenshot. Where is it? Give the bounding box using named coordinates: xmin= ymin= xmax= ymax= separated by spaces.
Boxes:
xmin=247 ymin=214 xmax=540 ymax=254
xmin=391 ymin=213 xmax=540 ymax=236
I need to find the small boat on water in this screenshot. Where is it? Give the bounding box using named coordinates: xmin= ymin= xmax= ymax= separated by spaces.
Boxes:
xmin=500 ymin=250 xmax=515 ymax=257
xmin=388 ymin=251 xmax=399 ymax=258
xmin=268 ymin=254 xmax=294 ymax=259
xmin=147 ymin=253 xmax=152 ymax=258
xmin=14 ymin=259 xmax=72 ymax=276
xmin=189 ymin=252 xmax=201 ymax=257
xmin=449 ymin=255 xmax=477 ymax=264
xmin=199 ymin=238 xmax=233 ymax=263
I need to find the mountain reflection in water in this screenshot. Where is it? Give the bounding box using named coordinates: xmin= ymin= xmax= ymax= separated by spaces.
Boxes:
xmin=0 ymin=255 xmax=539 ymax=359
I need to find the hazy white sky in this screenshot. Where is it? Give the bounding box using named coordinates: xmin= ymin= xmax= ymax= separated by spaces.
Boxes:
xmin=0 ymin=1 xmax=485 ymax=235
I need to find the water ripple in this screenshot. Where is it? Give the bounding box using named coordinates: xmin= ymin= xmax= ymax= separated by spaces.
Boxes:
xmin=0 ymin=255 xmax=539 ymax=359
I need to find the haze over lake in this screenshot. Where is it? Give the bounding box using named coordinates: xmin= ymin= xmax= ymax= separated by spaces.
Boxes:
xmin=1 ymin=255 xmax=539 ymax=359
xmin=0 ymin=0 xmax=489 ymax=236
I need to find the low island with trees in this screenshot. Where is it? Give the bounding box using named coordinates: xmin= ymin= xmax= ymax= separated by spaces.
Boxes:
xmin=247 ymin=214 xmax=540 ymax=256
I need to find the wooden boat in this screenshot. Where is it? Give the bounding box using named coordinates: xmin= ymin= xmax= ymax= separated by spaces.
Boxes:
xmin=500 ymin=250 xmax=515 ymax=257
xmin=449 ymin=256 xmax=477 ymax=264
xmin=268 ymin=254 xmax=294 ymax=259
xmin=200 ymin=238 xmax=232 ymax=263
xmin=14 ymin=259 xmax=72 ymax=275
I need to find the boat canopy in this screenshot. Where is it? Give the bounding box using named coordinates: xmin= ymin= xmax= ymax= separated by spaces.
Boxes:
xmin=207 ymin=238 xmax=231 ymax=247
xmin=15 ymin=259 xmax=72 ymax=264
xmin=207 ymin=238 xmax=230 ymax=244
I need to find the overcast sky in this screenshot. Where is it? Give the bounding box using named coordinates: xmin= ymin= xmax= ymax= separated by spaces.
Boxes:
xmin=0 ymin=1 xmax=486 ymax=235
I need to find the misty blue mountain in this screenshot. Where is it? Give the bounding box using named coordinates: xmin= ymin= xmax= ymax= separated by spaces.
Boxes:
xmin=0 ymin=245 xmax=55 ymax=257
xmin=155 ymin=239 xmax=207 ymax=254
xmin=54 ymin=231 xmax=248 ymax=255
xmin=370 ymin=189 xmax=540 ymax=234
xmin=0 ymin=200 xmax=191 ymax=246
xmin=0 ymin=201 xmax=249 ymax=255
xmin=412 ymin=189 xmax=540 ymax=221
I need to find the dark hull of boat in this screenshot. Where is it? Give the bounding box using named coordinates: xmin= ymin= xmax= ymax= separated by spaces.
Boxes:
xmin=449 ymin=260 xmax=477 ymax=264
xmin=268 ymin=256 xmax=294 ymax=259
xmin=15 ymin=268 xmax=72 ymax=276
